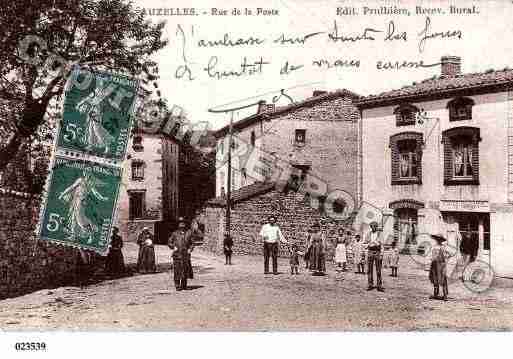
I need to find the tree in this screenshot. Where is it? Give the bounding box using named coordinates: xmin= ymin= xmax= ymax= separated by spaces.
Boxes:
xmin=0 ymin=0 xmax=167 ymax=171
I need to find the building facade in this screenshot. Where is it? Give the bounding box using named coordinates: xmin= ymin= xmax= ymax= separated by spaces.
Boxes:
xmin=116 ymin=131 xmax=180 ymax=243
xmin=215 ymin=89 xmax=361 ymax=214
xmin=356 ymin=56 xmax=513 ymax=277
xmin=116 ymin=130 xmax=215 ymax=243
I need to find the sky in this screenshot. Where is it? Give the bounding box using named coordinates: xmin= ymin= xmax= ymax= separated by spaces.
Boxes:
xmin=133 ymin=0 xmax=513 ymax=130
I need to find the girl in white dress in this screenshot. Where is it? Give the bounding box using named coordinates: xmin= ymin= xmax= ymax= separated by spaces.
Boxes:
xmin=334 ymin=229 xmax=347 ymax=271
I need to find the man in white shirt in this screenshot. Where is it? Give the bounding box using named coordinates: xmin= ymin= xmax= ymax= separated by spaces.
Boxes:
xmin=364 ymin=221 xmax=385 ymax=292
xmin=259 ymin=216 xmax=287 ymax=274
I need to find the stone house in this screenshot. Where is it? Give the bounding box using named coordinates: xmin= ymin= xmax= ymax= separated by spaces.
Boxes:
xmin=356 ymin=55 xmax=513 ymax=277
xmin=200 ymin=90 xmax=361 ymax=256
xmin=215 ymin=89 xmax=361 ymax=210
xmin=116 ymin=130 xmax=215 ymax=243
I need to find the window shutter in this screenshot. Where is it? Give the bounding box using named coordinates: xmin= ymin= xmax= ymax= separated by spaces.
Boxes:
xmin=442 ymin=135 xmax=452 ymax=185
xmin=471 ymin=134 xmax=480 ymax=184
xmin=390 ymin=140 xmax=399 ymax=183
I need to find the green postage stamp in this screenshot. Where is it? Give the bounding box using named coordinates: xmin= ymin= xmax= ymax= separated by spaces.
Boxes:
xmin=39 ymin=155 xmax=122 ymax=254
xmin=59 ymin=68 xmax=138 ymax=160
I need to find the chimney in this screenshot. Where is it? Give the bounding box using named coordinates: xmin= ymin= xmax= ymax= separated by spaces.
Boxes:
xmin=313 ymin=90 xmax=327 ymax=97
xmin=441 ymin=56 xmax=461 ymax=77
xmin=257 ymin=100 xmax=275 ymax=114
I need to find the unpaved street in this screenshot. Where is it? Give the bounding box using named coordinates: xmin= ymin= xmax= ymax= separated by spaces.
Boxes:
xmin=1 ymin=244 xmax=512 ymax=331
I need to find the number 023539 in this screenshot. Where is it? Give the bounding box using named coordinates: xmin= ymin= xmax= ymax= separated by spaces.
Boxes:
xmin=14 ymin=342 xmax=46 ymax=351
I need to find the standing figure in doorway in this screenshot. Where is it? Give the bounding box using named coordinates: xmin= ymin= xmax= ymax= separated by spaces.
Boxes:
xmin=459 ymin=231 xmax=478 ymax=281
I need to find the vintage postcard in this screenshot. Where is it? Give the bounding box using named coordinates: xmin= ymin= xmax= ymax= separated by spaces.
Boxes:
xmin=2 ymin=0 xmax=513 ymax=356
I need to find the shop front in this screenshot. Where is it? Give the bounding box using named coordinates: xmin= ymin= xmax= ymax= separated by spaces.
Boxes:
xmin=439 ymin=200 xmax=491 ymax=266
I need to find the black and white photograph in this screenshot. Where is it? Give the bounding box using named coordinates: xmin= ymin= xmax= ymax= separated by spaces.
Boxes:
xmin=1 ymin=0 xmax=513 ymax=357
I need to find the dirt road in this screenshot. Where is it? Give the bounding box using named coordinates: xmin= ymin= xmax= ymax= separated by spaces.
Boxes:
xmin=1 ymin=243 xmax=512 ymax=331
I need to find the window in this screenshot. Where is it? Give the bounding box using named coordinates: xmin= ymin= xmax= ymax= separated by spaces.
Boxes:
xmin=250 ymin=131 xmax=256 ymax=147
xmin=390 ymin=132 xmax=423 ymax=185
xmin=452 ymin=136 xmax=473 ymax=178
xmin=128 ymin=190 xmax=145 ymax=219
xmin=131 ymin=160 xmax=144 ymax=180
xmin=394 ymin=104 xmax=419 ymax=127
xmin=286 ymin=165 xmax=309 ymax=192
xmin=133 ymin=135 xmax=143 ymax=151
xmin=447 ymin=97 xmax=474 ymax=122
xmin=295 ymin=129 xmax=306 ymax=146
xmin=398 ymin=139 xmax=418 ymax=179
xmin=442 ymin=127 xmax=480 ymax=185
xmin=218 ymin=141 xmax=224 ymax=154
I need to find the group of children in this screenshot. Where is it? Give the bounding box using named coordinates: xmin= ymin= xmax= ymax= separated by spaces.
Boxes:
xmin=288 ymin=230 xmax=401 ymax=278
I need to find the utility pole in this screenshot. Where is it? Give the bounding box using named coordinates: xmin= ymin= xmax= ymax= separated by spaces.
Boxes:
xmin=225 ymin=111 xmax=234 ymax=238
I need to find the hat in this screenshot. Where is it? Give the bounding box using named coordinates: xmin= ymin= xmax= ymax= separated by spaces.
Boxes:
xmin=178 ymin=217 xmax=185 ymax=223
xmin=431 ymin=233 xmax=447 ymax=243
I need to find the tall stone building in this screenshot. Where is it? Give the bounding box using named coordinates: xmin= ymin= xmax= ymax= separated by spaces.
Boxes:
xmin=215 ymin=89 xmax=361 ymax=205
xmin=116 ymin=129 xmax=215 ymax=243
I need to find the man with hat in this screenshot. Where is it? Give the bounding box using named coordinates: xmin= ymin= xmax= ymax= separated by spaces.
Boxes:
xmin=363 ymin=221 xmax=385 ymax=292
xmin=168 ymin=217 xmax=194 ymax=291
xmin=259 ymin=215 xmax=288 ymax=274
xmin=429 ymin=233 xmax=454 ymax=301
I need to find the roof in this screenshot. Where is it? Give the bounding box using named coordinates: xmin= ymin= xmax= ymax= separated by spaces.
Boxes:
xmin=207 ymin=181 xmax=275 ymax=206
xmin=356 ymin=67 xmax=513 ymax=109
xmin=215 ymin=88 xmax=361 ymax=138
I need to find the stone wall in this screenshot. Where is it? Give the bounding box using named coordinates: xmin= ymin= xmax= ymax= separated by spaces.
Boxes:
xmin=199 ymin=187 xmax=355 ymax=261
xmin=0 ymin=189 xmax=80 ymax=300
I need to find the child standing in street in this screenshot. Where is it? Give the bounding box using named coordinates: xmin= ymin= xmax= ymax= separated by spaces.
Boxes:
xmin=290 ymin=244 xmax=302 ymax=275
xmin=389 ymin=241 xmax=399 ymax=277
xmin=353 ymin=234 xmax=365 ymax=274
xmin=334 ymin=229 xmax=348 ymax=272
xmin=223 ymin=234 xmax=233 ymax=265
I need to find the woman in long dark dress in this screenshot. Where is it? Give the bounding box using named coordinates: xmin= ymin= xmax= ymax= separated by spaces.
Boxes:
xmin=105 ymin=227 xmax=125 ymax=277
xmin=137 ymin=227 xmax=157 ymax=274
xmin=308 ymin=223 xmax=326 ymax=275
